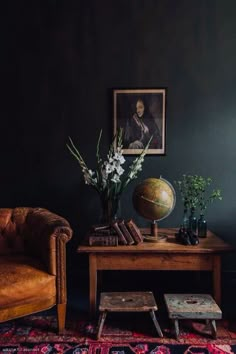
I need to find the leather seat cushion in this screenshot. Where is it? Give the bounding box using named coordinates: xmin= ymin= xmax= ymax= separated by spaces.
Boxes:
xmin=0 ymin=255 xmax=56 ymax=308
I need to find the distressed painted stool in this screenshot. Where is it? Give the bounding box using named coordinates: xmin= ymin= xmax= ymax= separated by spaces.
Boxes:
xmin=97 ymin=291 xmax=163 ymax=339
xmin=164 ymin=294 xmax=222 ymax=339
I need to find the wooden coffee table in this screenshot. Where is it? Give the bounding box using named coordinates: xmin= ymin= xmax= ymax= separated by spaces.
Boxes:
xmin=77 ymin=228 xmax=234 ymax=316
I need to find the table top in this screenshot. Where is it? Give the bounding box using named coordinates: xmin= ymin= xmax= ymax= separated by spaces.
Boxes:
xmin=77 ymin=228 xmax=234 ymax=254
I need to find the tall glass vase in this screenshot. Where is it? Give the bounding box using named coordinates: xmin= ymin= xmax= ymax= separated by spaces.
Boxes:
xmin=100 ymin=194 xmax=121 ymax=224
xmin=182 ymin=209 xmax=189 ymax=230
xmin=189 ymin=207 xmax=197 ymax=233
xmin=197 ymin=214 xmax=207 ymax=238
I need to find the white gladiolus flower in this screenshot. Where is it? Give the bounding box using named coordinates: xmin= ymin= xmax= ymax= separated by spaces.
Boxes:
xmin=115 ymin=165 xmax=125 ymax=176
xmin=111 ymin=174 xmax=120 ymax=183
xmin=101 ymin=168 xmax=108 ymax=180
xmin=102 ymin=178 xmax=107 ymax=187
xmin=119 ymin=155 xmax=125 ymax=164
xmin=113 ymin=153 xmax=119 ymax=160
xmin=129 ymin=170 xmax=138 ymax=179
xmin=104 ymin=162 xmax=114 ymax=174
xmin=67 ymin=128 xmax=151 ymax=205
xmin=113 ymin=152 xmax=125 ymax=164
xmin=84 ymin=173 xmax=92 ymax=185
xmin=105 ymin=165 xmax=111 ymax=174
xmin=108 ymin=156 xmax=114 ymax=164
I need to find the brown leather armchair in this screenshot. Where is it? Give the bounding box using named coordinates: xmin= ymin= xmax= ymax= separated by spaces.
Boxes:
xmin=0 ymin=207 xmax=73 ymax=333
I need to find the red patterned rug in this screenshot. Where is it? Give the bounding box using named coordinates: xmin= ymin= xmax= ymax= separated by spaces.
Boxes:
xmin=0 ymin=314 xmax=236 ymax=353
xmin=0 ymin=342 xmax=235 ymax=353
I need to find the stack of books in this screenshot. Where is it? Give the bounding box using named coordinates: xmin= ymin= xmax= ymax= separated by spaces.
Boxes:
xmin=112 ymin=219 xmax=143 ymax=245
xmin=88 ymin=219 xmax=143 ymax=246
xmin=88 ymin=224 xmax=118 ymax=246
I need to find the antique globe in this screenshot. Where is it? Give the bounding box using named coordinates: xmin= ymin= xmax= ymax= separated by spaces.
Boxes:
xmin=132 ymin=177 xmax=176 ymax=242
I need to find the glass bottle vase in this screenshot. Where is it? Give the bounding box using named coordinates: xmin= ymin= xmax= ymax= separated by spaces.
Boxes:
xmin=182 ymin=209 xmax=189 ymax=230
xmin=189 ymin=208 xmax=197 ymax=233
xmin=100 ymin=194 xmax=121 ymax=224
xmin=197 ymin=214 xmax=207 ymax=238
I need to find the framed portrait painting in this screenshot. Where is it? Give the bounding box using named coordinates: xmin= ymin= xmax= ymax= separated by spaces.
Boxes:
xmin=113 ymin=88 xmax=166 ymax=155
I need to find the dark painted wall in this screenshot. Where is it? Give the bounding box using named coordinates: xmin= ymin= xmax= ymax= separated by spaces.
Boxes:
xmin=1 ymin=1 xmax=236 ymax=271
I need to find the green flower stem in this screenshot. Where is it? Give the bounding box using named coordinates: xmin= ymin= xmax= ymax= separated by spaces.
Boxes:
xmin=67 ymin=130 xmax=152 ymax=203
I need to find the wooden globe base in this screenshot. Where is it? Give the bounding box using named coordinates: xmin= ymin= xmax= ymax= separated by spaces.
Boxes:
xmin=143 ymin=221 xmax=168 ymax=243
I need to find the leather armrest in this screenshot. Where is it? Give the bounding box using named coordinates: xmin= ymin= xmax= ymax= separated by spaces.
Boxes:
xmin=25 ymin=208 xmax=73 ymax=277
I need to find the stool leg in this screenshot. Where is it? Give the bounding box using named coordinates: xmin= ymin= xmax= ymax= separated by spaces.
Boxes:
xmin=149 ymin=310 xmax=163 ymax=337
xmin=97 ymin=311 xmax=107 ymax=339
xmin=174 ymin=319 xmax=180 ymax=340
xmin=210 ymin=320 xmax=217 ymax=339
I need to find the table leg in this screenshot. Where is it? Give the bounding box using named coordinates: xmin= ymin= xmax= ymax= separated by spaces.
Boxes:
xmin=89 ymin=254 xmax=97 ymax=317
xmin=213 ymin=255 xmax=221 ymax=306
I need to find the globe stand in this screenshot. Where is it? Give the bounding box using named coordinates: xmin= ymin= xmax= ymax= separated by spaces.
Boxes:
xmin=132 ymin=177 xmax=176 ymax=243
xmin=143 ymin=221 xmax=168 ymax=243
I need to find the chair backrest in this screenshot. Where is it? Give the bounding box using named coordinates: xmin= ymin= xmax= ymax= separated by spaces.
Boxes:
xmin=0 ymin=208 xmax=33 ymax=255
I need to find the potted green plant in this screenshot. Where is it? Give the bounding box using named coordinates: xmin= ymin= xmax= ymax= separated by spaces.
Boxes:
xmin=197 ymin=179 xmax=222 ymax=237
xmin=175 ymin=175 xmax=222 ymax=236
xmin=174 ymin=174 xmax=202 ymax=232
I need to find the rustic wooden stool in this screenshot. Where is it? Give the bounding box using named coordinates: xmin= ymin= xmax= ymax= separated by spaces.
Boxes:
xmin=164 ymin=294 xmax=222 ymax=339
xmin=97 ymin=291 xmax=163 ymax=339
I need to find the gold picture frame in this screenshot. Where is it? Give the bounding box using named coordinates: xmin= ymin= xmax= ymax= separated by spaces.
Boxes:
xmin=113 ymin=88 xmax=166 ymax=155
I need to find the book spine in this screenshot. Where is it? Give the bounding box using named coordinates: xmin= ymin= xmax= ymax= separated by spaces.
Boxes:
xmin=91 ymin=224 xmax=111 ymax=231
xmin=125 ymin=219 xmax=143 ymax=244
xmin=118 ymin=220 xmax=135 ymax=245
xmin=89 ymin=235 xmax=118 ymax=246
xmin=112 ymin=221 xmax=128 ymax=245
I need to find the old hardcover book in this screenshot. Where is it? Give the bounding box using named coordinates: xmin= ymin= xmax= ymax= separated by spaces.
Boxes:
xmin=89 ymin=235 xmax=118 ymax=246
xmin=112 ymin=221 xmax=128 ymax=245
xmin=125 ymin=219 xmax=143 ymax=244
xmin=118 ymin=220 xmax=135 ymax=245
xmin=90 ymin=223 xmax=111 ymax=232
xmin=90 ymin=224 xmax=116 ymax=236
xmin=91 ymin=228 xmax=112 ymax=236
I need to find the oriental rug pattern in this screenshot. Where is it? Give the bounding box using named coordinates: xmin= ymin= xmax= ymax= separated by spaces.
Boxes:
xmin=0 ymin=342 xmax=235 ymax=353
xmin=0 ymin=314 xmax=236 ymax=353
